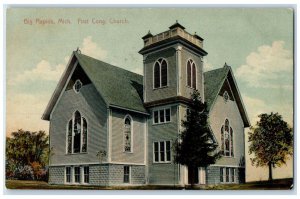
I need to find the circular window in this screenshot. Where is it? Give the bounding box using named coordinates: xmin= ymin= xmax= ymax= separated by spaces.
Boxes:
xmin=73 ymin=79 xmax=82 ymax=93
xmin=223 ymin=91 xmax=229 ymax=102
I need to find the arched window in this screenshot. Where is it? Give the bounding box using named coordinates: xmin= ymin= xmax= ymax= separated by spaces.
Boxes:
xmin=153 ymin=58 xmax=168 ymax=88
xmin=187 ymin=59 xmax=196 ymax=89
xmin=66 ymin=111 xmax=88 ymax=154
xmin=124 ymin=116 xmax=132 ymax=152
xmin=221 ymin=119 xmax=234 ymax=157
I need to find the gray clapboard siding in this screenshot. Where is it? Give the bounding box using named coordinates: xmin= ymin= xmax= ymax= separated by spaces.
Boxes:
xmin=144 ymin=48 xmax=177 ymax=103
xmin=147 ymin=105 xmax=180 ymax=185
xmin=110 ymin=108 xmax=146 ymax=164
xmin=50 ymin=83 xmax=108 ymax=165
xmin=209 ymin=91 xmax=245 ymax=166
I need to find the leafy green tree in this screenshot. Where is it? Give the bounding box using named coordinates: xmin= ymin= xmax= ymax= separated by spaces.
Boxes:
xmin=248 ymin=112 xmax=293 ymax=181
xmin=174 ymin=90 xmax=221 ymax=186
xmin=6 ymin=129 xmax=49 ymax=180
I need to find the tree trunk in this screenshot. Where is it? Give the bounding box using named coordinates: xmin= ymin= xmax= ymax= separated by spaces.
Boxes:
xmin=268 ymin=162 xmax=273 ymax=182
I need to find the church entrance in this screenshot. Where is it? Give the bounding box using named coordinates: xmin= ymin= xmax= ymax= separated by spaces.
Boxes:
xmin=188 ymin=166 xmax=199 ymax=185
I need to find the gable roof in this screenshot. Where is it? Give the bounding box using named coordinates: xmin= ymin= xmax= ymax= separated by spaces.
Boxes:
xmin=204 ymin=64 xmax=250 ymax=127
xmin=42 ymin=51 xmax=147 ymax=120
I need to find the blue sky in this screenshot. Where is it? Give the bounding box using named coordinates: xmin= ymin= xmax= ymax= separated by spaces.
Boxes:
xmin=6 ymin=8 xmax=294 ymax=181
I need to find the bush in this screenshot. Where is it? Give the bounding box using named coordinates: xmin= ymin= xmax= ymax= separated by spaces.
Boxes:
xmin=14 ymin=165 xmax=34 ymax=180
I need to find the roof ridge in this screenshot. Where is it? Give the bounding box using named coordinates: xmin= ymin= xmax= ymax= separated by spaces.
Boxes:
xmin=74 ymin=52 xmax=143 ymax=78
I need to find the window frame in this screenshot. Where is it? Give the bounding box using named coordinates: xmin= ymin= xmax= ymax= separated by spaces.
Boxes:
xmin=186 ymin=59 xmax=197 ymax=89
xmin=153 ymin=58 xmax=168 ymax=89
xmin=123 ymin=165 xmax=131 ymax=183
xmin=74 ymin=166 xmax=81 ymax=184
xmin=83 ymin=166 xmax=89 ymax=184
xmin=66 ymin=111 xmax=88 ymax=154
xmin=153 ymin=108 xmax=171 ymax=125
xmin=153 ymin=141 xmax=172 ymax=163
xmin=73 ymin=79 xmax=83 ymax=93
xmin=123 ymin=115 xmax=133 ymax=153
xmin=221 ymin=119 xmax=234 ymax=157
xmin=65 ymin=166 xmax=71 ymax=184
xmin=220 ymin=167 xmax=236 ymax=184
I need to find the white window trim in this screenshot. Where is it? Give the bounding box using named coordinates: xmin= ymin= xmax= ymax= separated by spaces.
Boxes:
xmin=66 ymin=110 xmax=88 ymax=155
xmin=123 ymin=114 xmax=133 ymax=153
xmin=186 ymin=59 xmax=197 ymax=89
xmin=153 ymin=141 xmax=172 ymax=163
xmin=153 ymin=58 xmax=169 ymax=89
xmin=153 ymin=108 xmax=171 ymax=125
xmin=73 ymin=79 xmax=82 ymax=93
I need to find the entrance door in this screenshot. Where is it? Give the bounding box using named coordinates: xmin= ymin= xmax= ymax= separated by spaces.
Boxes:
xmin=188 ymin=166 xmax=199 ymax=184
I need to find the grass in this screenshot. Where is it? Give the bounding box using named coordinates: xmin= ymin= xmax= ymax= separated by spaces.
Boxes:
xmin=5 ymin=178 xmax=293 ymax=190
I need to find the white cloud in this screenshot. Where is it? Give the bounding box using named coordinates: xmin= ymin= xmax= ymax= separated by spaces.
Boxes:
xmin=10 ymin=36 xmax=109 ymax=85
xmin=203 ymin=58 xmax=214 ymax=72
xmin=80 ymin=36 xmax=107 ymax=60
xmin=242 ymin=94 xmax=267 ymax=125
xmin=9 ymin=60 xmax=66 ymax=85
xmin=236 ymin=41 xmax=293 ymax=89
xmin=132 ymin=67 xmax=143 ymax=75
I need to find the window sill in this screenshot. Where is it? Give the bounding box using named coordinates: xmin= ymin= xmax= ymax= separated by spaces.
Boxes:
xmin=153 ymin=86 xmax=168 ymax=90
xmin=222 ymin=156 xmax=234 ymax=158
xmin=186 ymin=85 xmax=197 ymax=90
xmin=123 ymin=151 xmax=134 ymax=154
xmin=65 ymin=152 xmax=88 ymax=155
xmin=153 ymin=161 xmax=172 ymax=164
xmin=152 ymin=121 xmax=171 ymax=126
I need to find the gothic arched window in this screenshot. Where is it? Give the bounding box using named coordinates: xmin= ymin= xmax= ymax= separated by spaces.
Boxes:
xmin=221 ymin=119 xmax=234 ymax=157
xmin=66 ymin=111 xmax=88 ymax=154
xmin=124 ymin=116 xmax=132 ymax=152
xmin=187 ymin=59 xmax=196 ymax=89
xmin=153 ymin=58 xmax=168 ymax=88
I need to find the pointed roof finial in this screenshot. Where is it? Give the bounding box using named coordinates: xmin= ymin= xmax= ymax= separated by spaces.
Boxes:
xmin=76 ymin=47 xmax=81 ymax=54
xmin=224 ymin=62 xmax=228 ymax=67
xmin=142 ymin=30 xmax=153 ymax=39
xmin=169 ymin=20 xmax=185 ymax=30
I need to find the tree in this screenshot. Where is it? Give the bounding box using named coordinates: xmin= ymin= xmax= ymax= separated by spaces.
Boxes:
xmin=248 ymin=112 xmax=293 ymax=181
xmin=6 ymin=129 xmax=49 ymax=180
xmin=174 ymin=90 xmax=221 ymax=187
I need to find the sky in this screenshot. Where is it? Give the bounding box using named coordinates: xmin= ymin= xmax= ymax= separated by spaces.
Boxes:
xmin=6 ymin=8 xmax=294 ymax=182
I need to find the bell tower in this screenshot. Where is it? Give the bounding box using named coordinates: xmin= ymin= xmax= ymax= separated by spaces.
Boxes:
xmin=139 ymin=21 xmax=208 ymax=107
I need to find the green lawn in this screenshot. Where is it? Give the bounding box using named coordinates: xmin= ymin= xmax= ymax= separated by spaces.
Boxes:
xmin=5 ymin=178 xmax=293 ymax=190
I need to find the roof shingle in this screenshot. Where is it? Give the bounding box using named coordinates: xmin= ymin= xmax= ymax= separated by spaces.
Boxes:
xmin=75 ymin=52 xmax=147 ymax=113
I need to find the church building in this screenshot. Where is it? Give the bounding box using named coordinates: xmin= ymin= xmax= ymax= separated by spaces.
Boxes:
xmin=42 ymin=22 xmax=250 ymax=186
